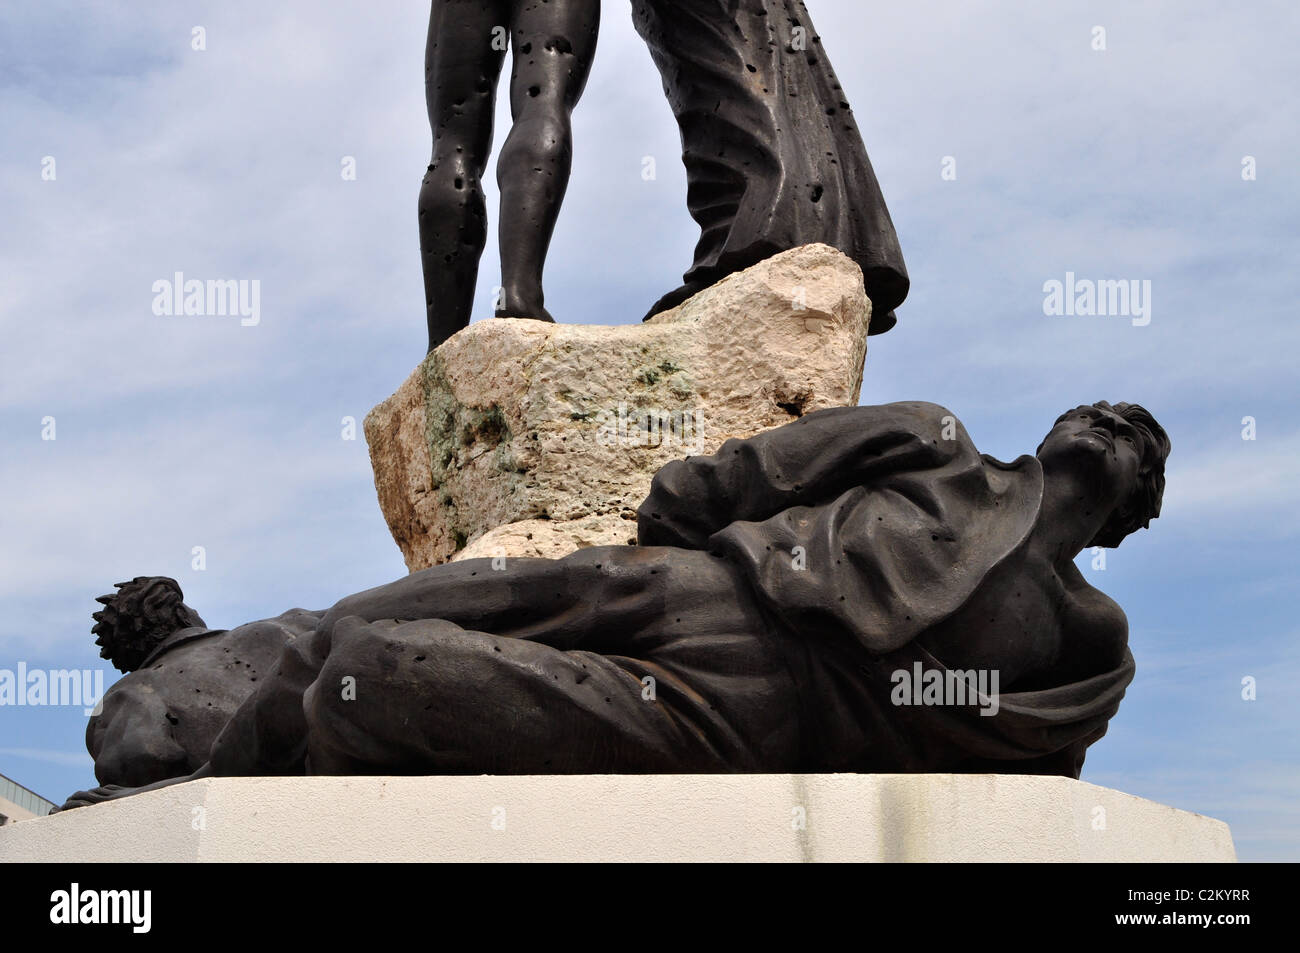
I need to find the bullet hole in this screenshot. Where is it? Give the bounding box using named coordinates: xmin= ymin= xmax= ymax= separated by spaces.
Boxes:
xmin=454 ymin=177 xmax=464 ymax=190
xmin=414 ymin=655 xmax=426 ymax=662
xmin=810 ymin=185 xmax=824 ymax=203
xmin=528 ymin=85 xmax=541 ymax=97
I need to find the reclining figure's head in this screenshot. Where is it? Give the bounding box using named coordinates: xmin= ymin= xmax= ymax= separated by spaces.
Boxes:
xmin=1036 ymin=401 xmax=1171 ymax=548
xmin=92 ymin=576 xmax=207 ymax=673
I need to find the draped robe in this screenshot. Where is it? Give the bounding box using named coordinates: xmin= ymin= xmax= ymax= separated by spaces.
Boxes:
xmin=630 ymin=0 xmax=910 ymax=332
xmin=189 ymin=403 xmax=1132 ymax=781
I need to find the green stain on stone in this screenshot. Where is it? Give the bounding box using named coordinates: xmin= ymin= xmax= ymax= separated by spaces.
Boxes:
xmin=422 ymin=352 xmax=517 ymax=487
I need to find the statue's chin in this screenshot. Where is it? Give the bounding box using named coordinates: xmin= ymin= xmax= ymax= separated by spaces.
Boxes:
xmin=1040 ymin=440 xmax=1116 ymax=497
xmin=1043 ymin=437 xmax=1103 ymax=469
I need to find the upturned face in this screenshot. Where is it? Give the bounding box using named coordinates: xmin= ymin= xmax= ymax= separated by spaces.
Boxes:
xmin=1037 ymin=404 xmax=1146 ymax=510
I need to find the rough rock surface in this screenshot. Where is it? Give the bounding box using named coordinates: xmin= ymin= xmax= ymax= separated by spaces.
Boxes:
xmin=365 ymin=243 xmax=872 ymax=570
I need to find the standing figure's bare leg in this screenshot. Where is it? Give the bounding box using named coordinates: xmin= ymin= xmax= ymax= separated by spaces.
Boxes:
xmin=495 ymin=0 xmax=600 ymax=321
xmin=419 ymin=0 xmax=511 ymax=352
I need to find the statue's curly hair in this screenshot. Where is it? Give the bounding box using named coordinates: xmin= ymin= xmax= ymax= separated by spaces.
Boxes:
xmin=92 ymin=576 xmax=206 ymax=673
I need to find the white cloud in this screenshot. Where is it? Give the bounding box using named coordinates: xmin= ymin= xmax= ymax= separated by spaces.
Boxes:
xmin=0 ymin=747 xmax=91 ymax=768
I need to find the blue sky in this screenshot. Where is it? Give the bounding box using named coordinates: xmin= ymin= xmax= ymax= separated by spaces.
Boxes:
xmin=1 ymin=1 xmax=1296 ymax=859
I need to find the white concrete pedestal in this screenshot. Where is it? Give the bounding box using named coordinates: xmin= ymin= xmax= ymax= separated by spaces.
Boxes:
xmin=0 ymin=774 xmax=1235 ymax=863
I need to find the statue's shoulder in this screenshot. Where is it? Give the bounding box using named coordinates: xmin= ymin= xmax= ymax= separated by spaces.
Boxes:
xmin=794 ymin=402 xmax=973 ymax=465
xmin=223 ymin=611 xmax=318 ymax=651
xmin=802 ymin=400 xmax=956 ymax=420
xmin=137 ymin=626 xmax=223 ymax=669
xmin=880 ymin=399 xmax=958 ymax=418
xmin=796 ymin=400 xmax=961 ymax=437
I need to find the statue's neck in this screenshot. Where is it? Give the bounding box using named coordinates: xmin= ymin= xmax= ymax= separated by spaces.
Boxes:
xmin=1029 ymin=468 xmax=1109 ymax=570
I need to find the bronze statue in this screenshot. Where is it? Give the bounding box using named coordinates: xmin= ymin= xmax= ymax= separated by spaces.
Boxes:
xmin=85 ymin=577 xmax=319 ymax=788
xmin=419 ymin=0 xmax=599 ymax=351
xmin=62 ymin=401 xmax=1168 ymax=809
xmin=419 ymin=0 xmax=911 ymax=352
xmin=630 ymin=0 xmax=910 ymax=330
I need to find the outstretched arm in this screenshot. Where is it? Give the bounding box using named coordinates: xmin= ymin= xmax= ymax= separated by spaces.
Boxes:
xmin=637 ymin=401 xmax=964 ymax=549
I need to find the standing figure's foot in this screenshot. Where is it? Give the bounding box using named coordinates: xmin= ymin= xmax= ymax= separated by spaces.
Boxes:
xmin=493 ymin=309 xmax=556 ymax=324
xmin=642 ymin=280 xmax=711 ymax=322
xmin=494 ymin=292 xmax=555 ymax=324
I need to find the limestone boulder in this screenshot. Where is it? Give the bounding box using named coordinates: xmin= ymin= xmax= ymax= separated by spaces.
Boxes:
xmin=364 ymin=243 xmax=872 ymax=570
